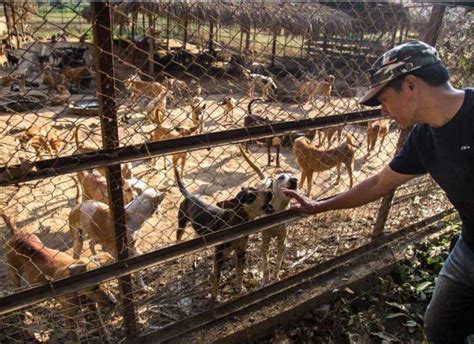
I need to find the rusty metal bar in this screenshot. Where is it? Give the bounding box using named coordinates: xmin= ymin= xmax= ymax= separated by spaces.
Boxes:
xmin=0 ymin=109 xmax=382 ymax=186
xmin=372 ymin=3 xmax=447 ymax=237
xmin=92 ymin=1 xmax=138 ymax=338
xmin=0 ymin=209 xmax=300 ymax=316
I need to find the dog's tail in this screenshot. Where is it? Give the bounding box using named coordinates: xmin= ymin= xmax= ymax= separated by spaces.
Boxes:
xmin=70 ymin=123 xmax=90 ymax=150
xmin=174 ymin=167 xmax=190 ymax=198
xmin=238 ymin=145 xmax=267 ymax=180
xmin=247 ymin=98 xmax=264 ymax=115
xmin=0 ymin=208 xmax=18 ymax=237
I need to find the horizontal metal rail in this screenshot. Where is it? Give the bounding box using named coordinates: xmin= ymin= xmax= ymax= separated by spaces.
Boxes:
xmin=0 ymin=109 xmax=382 ymax=186
xmin=0 ymin=210 xmax=301 ymax=315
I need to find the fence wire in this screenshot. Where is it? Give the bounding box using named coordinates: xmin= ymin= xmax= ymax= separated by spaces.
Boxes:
xmin=0 ymin=1 xmax=471 ymax=342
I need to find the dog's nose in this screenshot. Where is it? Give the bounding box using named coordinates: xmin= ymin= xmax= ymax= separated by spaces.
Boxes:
xmin=288 ymin=178 xmax=298 ymax=190
xmin=262 ymin=204 xmax=275 ymax=213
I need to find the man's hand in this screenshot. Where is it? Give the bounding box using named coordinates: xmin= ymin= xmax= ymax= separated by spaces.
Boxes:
xmin=282 ymin=188 xmax=325 ymax=215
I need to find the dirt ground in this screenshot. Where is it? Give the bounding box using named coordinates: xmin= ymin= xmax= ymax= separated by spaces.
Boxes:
xmin=0 ymin=43 xmax=451 ymax=342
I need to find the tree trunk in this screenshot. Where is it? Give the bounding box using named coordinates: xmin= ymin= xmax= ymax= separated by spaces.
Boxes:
xmin=148 ymin=14 xmax=155 ymax=78
xmin=271 ymin=30 xmax=277 ymax=67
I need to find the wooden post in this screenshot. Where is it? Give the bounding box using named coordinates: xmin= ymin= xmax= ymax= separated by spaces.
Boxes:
xmin=271 ymin=30 xmax=277 ymax=67
xmin=3 ymin=2 xmax=13 ymax=48
xmin=91 ymin=1 xmax=138 ymax=339
xmin=183 ymin=13 xmax=188 ymax=50
xmin=148 ymin=14 xmax=155 ymax=78
xmin=239 ymin=27 xmax=244 ymax=55
xmin=9 ymin=3 xmax=20 ymax=49
xmin=166 ymin=12 xmax=170 ymax=50
xmin=372 ymin=4 xmax=447 ymax=238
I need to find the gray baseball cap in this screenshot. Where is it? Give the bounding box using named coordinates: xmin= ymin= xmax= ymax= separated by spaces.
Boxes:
xmin=359 ymin=40 xmax=442 ymax=106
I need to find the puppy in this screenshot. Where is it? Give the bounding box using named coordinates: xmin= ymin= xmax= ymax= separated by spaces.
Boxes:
xmin=293 ymin=133 xmax=356 ymax=195
xmin=366 ymin=120 xmax=389 ymax=156
xmin=219 ymin=95 xmax=237 ymax=122
xmin=43 ymin=65 xmax=68 ymax=94
xmin=69 ymin=187 xmax=166 ymax=290
xmin=238 ymin=146 xmax=297 ymax=284
xmin=317 ymin=125 xmax=344 ymax=147
xmin=190 ymin=96 xmax=206 ymax=133
xmin=243 ymin=98 xmax=281 ymax=167
xmin=0 ymin=210 xmax=116 ymax=343
xmin=244 ymin=69 xmax=277 ymax=100
xmin=175 ymin=167 xmax=274 ymax=302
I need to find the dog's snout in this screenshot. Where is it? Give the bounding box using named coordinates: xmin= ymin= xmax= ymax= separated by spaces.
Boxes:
xmin=288 ymin=178 xmax=298 ymax=190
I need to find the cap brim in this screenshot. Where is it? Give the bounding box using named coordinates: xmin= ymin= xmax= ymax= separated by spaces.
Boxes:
xmin=358 ymin=82 xmax=387 ymax=107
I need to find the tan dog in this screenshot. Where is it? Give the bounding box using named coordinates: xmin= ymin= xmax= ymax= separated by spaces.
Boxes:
xmin=190 ymin=96 xmax=206 ymax=133
xmin=317 ymin=125 xmax=344 ymax=147
xmin=0 ymin=209 xmax=117 ymax=343
xmin=124 ymin=77 xmax=167 ymax=104
xmin=296 ymin=74 xmax=335 ymax=104
xmin=49 ymin=84 xmax=71 ymax=106
xmin=293 ymin=133 xmax=356 ymax=195
xmin=149 ymin=122 xmax=201 ymax=177
xmin=43 ymin=65 xmax=68 ymax=94
xmin=61 ymin=66 xmax=90 ymax=88
xmin=17 ymin=125 xmax=62 ymax=158
xmin=239 ymin=146 xmax=298 ymax=284
xmin=69 ymin=187 xmax=166 ymax=290
xmin=366 ymin=120 xmax=389 ymax=156
xmin=219 ymin=95 xmax=237 ymax=122
xmin=145 ymin=92 xmax=172 ymax=125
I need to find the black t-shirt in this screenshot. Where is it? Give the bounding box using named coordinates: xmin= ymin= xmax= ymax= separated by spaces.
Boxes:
xmin=390 ymin=88 xmax=474 ymax=249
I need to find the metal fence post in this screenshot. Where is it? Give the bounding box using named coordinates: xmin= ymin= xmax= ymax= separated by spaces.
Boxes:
xmin=91 ymin=1 xmax=138 ymax=339
xmin=372 ymin=4 xmax=447 ymax=238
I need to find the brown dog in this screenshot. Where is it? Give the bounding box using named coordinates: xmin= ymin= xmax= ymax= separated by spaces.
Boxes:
xmin=124 ymin=77 xmax=167 ymax=104
xmin=43 ymin=65 xmax=68 ymax=94
xmin=49 ymin=84 xmax=71 ymax=106
xmin=219 ymin=95 xmax=237 ymax=122
xmin=0 ymin=209 xmax=116 ymax=343
xmin=293 ymin=133 xmax=357 ymax=195
xmin=17 ymin=125 xmax=62 ymax=158
xmin=61 ymin=66 xmax=90 ymax=88
xmin=366 ymin=120 xmax=389 ymax=156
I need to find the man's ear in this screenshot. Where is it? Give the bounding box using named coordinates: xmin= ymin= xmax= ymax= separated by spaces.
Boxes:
xmin=404 ymin=75 xmax=417 ymax=91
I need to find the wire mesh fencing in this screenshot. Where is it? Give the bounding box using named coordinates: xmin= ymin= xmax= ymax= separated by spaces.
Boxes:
xmin=0 ymin=1 xmax=471 ymax=342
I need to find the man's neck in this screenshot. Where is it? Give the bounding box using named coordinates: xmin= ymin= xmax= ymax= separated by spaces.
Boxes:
xmin=418 ymin=84 xmax=465 ymax=128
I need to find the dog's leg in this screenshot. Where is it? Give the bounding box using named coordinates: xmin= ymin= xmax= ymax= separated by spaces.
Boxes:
xmin=318 ymin=131 xmax=325 ymax=146
xmin=70 ymin=226 xmax=84 ymax=259
xmin=272 ymin=229 xmax=288 ymax=281
xmin=335 ymin=164 xmax=341 ymax=185
xmin=346 ymin=161 xmax=354 ymax=188
xmin=61 ymin=295 xmax=82 ymax=343
xmin=327 ymin=130 xmax=335 ymax=147
xmin=306 ymin=172 xmax=313 ymax=196
xmin=261 ymin=232 xmax=271 ymax=285
xmin=275 ymin=144 xmax=280 ymax=167
xmin=378 ymin=131 xmax=388 ymax=152
xmin=266 ymin=141 xmax=272 ymax=166
xmin=235 ymin=238 xmax=248 ymax=294
xmin=300 ymin=171 xmax=307 ymax=194
xmin=212 ymin=245 xmax=226 ymax=304
xmin=89 ymin=302 xmax=112 ymax=344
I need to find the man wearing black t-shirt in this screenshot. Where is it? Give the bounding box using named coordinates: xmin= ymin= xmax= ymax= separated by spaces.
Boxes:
xmin=283 ymin=41 xmax=473 ymax=343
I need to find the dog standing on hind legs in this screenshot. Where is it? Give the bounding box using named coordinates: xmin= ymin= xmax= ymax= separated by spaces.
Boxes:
xmin=238 ymin=145 xmax=298 ymax=284
xmin=174 ymin=167 xmax=275 ymax=303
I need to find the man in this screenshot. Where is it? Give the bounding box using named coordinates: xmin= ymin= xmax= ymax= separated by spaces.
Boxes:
xmin=283 ymin=40 xmax=473 ymax=343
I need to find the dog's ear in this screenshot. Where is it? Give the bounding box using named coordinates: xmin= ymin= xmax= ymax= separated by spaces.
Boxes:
xmin=68 ymin=262 xmax=88 ymax=276
xmin=216 ymin=198 xmax=239 ymax=209
xmin=153 ymin=192 xmax=166 ymax=204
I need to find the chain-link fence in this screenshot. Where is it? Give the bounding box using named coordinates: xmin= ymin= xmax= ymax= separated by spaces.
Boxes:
xmin=0 ymin=1 xmax=471 ymax=342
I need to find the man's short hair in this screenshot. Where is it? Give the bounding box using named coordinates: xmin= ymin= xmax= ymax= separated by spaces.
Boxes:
xmin=388 ymin=63 xmax=450 ymax=91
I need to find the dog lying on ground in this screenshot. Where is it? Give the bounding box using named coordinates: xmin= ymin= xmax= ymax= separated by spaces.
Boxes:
xmin=366 ymin=120 xmax=389 ymax=156
xmin=48 ymin=84 xmax=71 ymax=106
xmin=61 ymin=66 xmax=91 ymax=88
xmin=293 ymin=133 xmax=357 ymax=195
xmin=190 ymin=96 xmax=206 ymax=133
xmin=69 ymin=184 xmax=166 ymax=290
xmin=17 ymin=125 xmax=62 ymax=158
xmin=0 ymin=209 xmax=116 ymax=343
xmin=175 ymin=167 xmax=275 ymax=302
xmin=243 ymin=98 xmax=282 ymax=167
xmin=219 ymin=95 xmax=237 ymax=122
xmin=238 ymin=146 xmax=297 ymax=284
xmin=244 ymin=69 xmax=277 ymax=100
xmin=317 ymin=125 xmax=344 ymax=147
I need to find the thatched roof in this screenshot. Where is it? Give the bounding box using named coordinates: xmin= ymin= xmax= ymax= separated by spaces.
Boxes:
xmin=82 ymin=2 xmax=355 ymax=37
